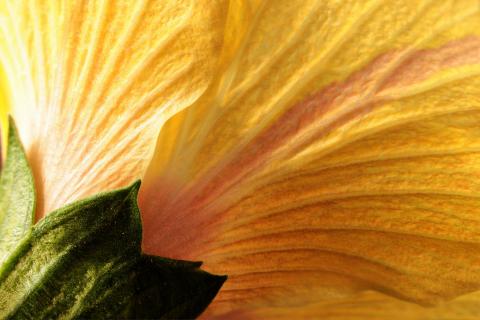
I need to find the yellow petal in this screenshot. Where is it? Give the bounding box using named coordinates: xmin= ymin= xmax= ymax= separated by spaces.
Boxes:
xmin=210 ymin=291 xmax=480 ymax=320
xmin=139 ymin=0 xmax=480 ymax=316
xmin=0 ymin=0 xmax=228 ymax=217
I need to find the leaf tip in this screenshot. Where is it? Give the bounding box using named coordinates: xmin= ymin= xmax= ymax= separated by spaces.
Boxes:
xmin=129 ymin=179 xmax=142 ymax=193
xmin=7 ymin=116 xmax=18 ymax=141
xmin=216 ymin=274 xmax=228 ymax=287
xmin=207 ymin=272 xmax=228 ymax=296
xmin=207 ymin=274 xmax=228 ymax=308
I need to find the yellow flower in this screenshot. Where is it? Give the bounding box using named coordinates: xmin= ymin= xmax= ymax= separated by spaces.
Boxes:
xmin=2 ymin=0 xmax=480 ymax=318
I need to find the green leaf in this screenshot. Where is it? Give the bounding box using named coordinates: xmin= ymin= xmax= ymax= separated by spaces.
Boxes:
xmin=79 ymin=256 xmax=227 ymax=319
xmin=0 ymin=117 xmax=35 ymax=267
xmin=0 ymin=181 xmax=226 ymax=319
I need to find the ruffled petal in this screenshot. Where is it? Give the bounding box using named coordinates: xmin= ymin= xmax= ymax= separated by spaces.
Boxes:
xmin=0 ymin=0 xmax=228 ymax=217
xmin=139 ymin=0 xmax=480 ymax=316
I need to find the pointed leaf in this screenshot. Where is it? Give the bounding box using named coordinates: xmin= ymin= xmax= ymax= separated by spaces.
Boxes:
xmin=0 ymin=181 xmax=225 ymax=319
xmin=0 ymin=117 xmax=35 ymax=267
xmin=79 ymin=256 xmax=227 ymax=319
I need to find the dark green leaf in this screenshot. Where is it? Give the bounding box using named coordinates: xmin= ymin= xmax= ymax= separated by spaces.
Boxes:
xmin=0 ymin=181 xmax=226 ymax=319
xmin=79 ymin=256 xmax=227 ymax=320
xmin=0 ymin=117 xmax=35 ymax=267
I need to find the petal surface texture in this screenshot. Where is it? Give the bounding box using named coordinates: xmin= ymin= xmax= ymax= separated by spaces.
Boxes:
xmin=139 ymin=0 xmax=480 ymax=316
xmin=212 ymin=291 xmax=480 ymax=320
xmin=0 ymin=0 xmax=227 ymax=217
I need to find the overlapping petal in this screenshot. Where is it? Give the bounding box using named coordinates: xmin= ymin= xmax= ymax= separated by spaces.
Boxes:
xmin=139 ymin=0 xmax=480 ymax=316
xmin=2 ymin=0 xmax=480 ymax=317
xmin=0 ymin=0 xmax=228 ymax=217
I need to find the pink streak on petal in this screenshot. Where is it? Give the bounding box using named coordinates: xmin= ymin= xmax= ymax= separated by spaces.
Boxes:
xmin=140 ymin=36 xmax=480 ymax=261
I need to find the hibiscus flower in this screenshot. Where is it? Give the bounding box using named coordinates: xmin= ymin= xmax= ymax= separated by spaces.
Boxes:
xmin=1 ymin=1 xmax=480 ymax=318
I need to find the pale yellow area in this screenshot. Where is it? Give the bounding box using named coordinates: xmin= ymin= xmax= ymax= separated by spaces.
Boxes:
xmin=0 ymin=0 xmax=228 ymax=217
